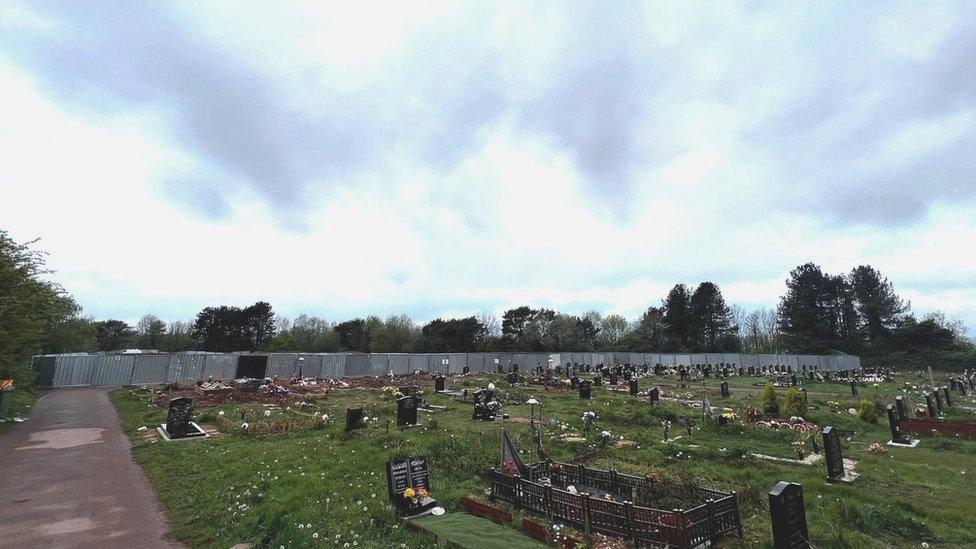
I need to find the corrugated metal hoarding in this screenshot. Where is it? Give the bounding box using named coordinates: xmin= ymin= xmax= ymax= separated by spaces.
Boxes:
xmin=33 ymin=350 xmax=861 ymax=388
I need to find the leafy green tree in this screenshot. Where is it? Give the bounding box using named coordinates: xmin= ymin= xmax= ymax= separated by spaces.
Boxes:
xmin=94 ymin=320 xmax=136 ymax=351
xmin=500 ymin=306 xmax=537 ymax=350
xmin=661 ymin=284 xmax=693 ymax=350
xmin=777 ymin=263 xmax=858 ymax=353
xmin=0 ymin=231 xmax=86 ymax=384
xmin=333 ymin=318 xmax=368 ymax=352
xmin=136 ymin=314 xmax=167 ymax=349
xmin=849 ymin=265 xmax=908 ymax=344
xmin=598 ymin=314 xmax=628 ymax=349
xmin=419 ymin=317 xmax=483 ymax=352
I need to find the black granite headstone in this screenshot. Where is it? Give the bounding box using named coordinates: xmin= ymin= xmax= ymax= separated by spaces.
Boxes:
xmin=933 ymin=390 xmax=943 ymax=413
xmin=720 ymin=381 xmax=730 ymax=398
xmin=769 ymin=481 xmax=810 ymax=549
xmin=579 ymin=381 xmax=592 ymax=400
xmin=462 ymin=365 xmax=470 ymax=375
xmin=628 ymin=379 xmax=638 ymax=396
xmin=887 ymin=405 xmax=909 ymax=444
xmin=925 ymin=393 xmax=937 ymax=418
xmin=386 ymin=455 xmax=436 ymax=517
xmin=396 ymin=396 xmax=418 ymax=427
xmin=608 ymin=373 xmax=618 ymax=385
xmin=942 ymin=386 xmax=952 ymax=407
xmin=822 ymin=426 xmax=844 ymax=482
xmin=850 ymin=380 xmax=858 ymax=398
xmin=434 ymin=375 xmax=445 ymax=392
xmin=895 ymin=396 xmax=908 ymax=420
xmin=165 ymin=397 xmax=194 ymax=438
xmin=345 ymin=407 xmax=366 ymax=432
xmin=649 ymin=386 xmax=659 ymax=405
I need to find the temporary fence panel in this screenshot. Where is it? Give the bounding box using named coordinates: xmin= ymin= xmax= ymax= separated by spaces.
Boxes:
xmin=448 ymin=353 xmax=467 ymax=374
xmin=267 ymin=354 xmax=297 ymax=379
xmin=294 ymin=354 xmax=323 ymax=378
xmin=344 ymin=354 xmax=367 ymax=377
xmin=705 ymin=353 xmax=724 ymax=365
xmin=388 ymin=354 xmax=411 ymax=375
xmin=466 ymin=353 xmax=486 ymax=372
xmin=320 ymin=354 xmax=345 ymax=378
xmin=168 ymin=354 xmax=206 ymax=382
xmin=368 ymin=354 xmax=390 ymax=377
xmin=131 ymin=354 xmax=171 ymax=384
xmin=53 ymin=355 xmax=96 ymax=387
xmin=33 ymin=356 xmax=57 ymax=387
xmin=407 ymin=354 xmax=429 ymax=372
xmin=723 ymin=354 xmax=741 ymax=367
xmin=90 ymin=355 xmax=135 ymax=386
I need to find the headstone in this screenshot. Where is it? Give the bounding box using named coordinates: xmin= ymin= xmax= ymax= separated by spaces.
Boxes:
xmin=925 ymin=393 xmax=937 ymax=418
xmin=462 ymin=365 xmax=470 ymax=375
xmin=396 ymin=396 xmax=418 ymax=427
xmin=628 ymin=379 xmax=638 ymax=397
xmin=593 ymin=376 xmax=603 ymax=386
xmin=164 ymin=397 xmax=195 ymax=438
xmin=791 ymin=374 xmax=797 ymax=387
xmin=579 ymin=381 xmax=592 ymax=400
xmin=720 ymin=381 xmax=730 ymax=398
xmin=512 ymin=363 xmax=519 ymax=373
xmin=768 ymin=481 xmax=810 ymax=549
xmin=434 ymin=375 xmax=445 ymax=392
xmin=649 ymin=386 xmax=659 ymax=405
xmin=345 ymin=407 xmax=366 ymax=432
xmin=933 ymin=390 xmax=943 ymax=413
xmin=570 ymin=375 xmax=579 ymax=389
xmin=887 ymin=405 xmax=909 ymax=445
xmin=609 ymin=373 xmax=618 ymax=385
xmin=942 ymin=386 xmax=952 ymax=407
xmin=850 ymin=380 xmax=858 ymax=398
xmin=800 ymin=387 xmax=808 ymax=406
xmin=507 ymin=371 xmax=519 ymax=385
xmin=822 ymin=426 xmax=845 ymax=483
xmin=386 ymin=456 xmax=436 ymax=517
xmin=895 ymin=396 xmax=908 ymax=420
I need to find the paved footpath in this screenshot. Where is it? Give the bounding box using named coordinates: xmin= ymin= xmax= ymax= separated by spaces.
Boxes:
xmin=0 ymin=388 xmax=183 ymax=548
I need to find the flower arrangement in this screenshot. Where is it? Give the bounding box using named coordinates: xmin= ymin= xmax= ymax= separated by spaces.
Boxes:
xmin=402 ymin=487 xmax=430 ymax=507
xmin=581 ymin=411 xmax=596 ymax=431
xmin=718 ymin=411 xmax=737 ymax=425
xmin=599 ymin=430 xmax=613 ymax=447
xmin=792 ymin=440 xmax=806 ymax=459
xmin=381 ymin=386 xmax=403 ymax=400
xmin=868 ymin=443 xmax=888 ymax=455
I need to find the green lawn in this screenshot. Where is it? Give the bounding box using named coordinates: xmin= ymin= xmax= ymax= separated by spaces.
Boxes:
xmin=411 ymin=513 xmax=544 ymax=548
xmin=109 ymin=370 xmax=976 ymax=548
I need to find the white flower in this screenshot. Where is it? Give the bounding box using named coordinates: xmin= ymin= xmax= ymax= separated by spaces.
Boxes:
xmin=264 ymin=410 xmax=272 ymax=417
xmin=313 ymin=533 xmax=319 ymax=539
xmin=218 ymin=411 xmax=225 ymax=416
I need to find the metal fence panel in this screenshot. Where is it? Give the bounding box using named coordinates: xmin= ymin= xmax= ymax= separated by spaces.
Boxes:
xmin=131 ymin=355 xmax=170 ymax=384
xmin=344 ymin=354 xmax=367 ymax=376
xmin=33 ymin=356 xmax=57 ymax=387
xmin=90 ymin=355 xmax=135 ymax=386
xmin=168 ymin=354 xmax=206 ymax=382
xmin=368 ymin=354 xmax=390 ymax=377
xmin=54 ymin=355 xmax=94 ymax=387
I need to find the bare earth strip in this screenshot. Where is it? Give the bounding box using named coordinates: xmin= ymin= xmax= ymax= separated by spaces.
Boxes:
xmin=0 ymin=388 xmax=182 ymax=548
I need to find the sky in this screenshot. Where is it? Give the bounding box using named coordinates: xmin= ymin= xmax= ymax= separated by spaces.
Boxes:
xmin=1 ymin=1 xmax=974 ymax=334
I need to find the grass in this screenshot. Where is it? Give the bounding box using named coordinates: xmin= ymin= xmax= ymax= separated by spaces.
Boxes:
xmin=0 ymin=385 xmax=37 ymax=436
xmin=411 ymin=513 xmax=545 ymax=548
xmin=109 ymin=371 xmax=976 ymax=548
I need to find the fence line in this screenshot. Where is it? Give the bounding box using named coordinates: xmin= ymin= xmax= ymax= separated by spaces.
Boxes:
xmin=32 ymin=351 xmax=861 ymax=388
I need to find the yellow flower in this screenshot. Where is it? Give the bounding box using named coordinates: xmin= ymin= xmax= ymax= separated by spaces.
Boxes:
xmin=403 ymin=488 xmax=415 ymax=499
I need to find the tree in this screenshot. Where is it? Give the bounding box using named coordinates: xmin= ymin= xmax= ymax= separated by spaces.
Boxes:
xmin=781 ymin=387 xmax=807 ymax=418
xmin=136 ymin=314 xmax=167 ymax=349
xmin=420 ymin=317 xmax=483 ymax=352
xmin=741 ymin=308 xmax=779 ymax=353
xmin=192 ymin=302 xmax=275 ymax=352
xmin=889 ymin=314 xmax=962 ymax=352
xmin=619 ymin=306 xmax=666 ymax=351
xmin=848 ymin=265 xmax=908 ymax=344
xmin=777 ymin=263 xmax=858 ymax=353
xmin=45 ymin=316 xmax=96 ymax=354
xmin=762 ymin=383 xmax=780 ymax=417
xmin=333 ymin=318 xmax=368 ymax=352
xmin=661 ymin=284 xmax=693 ymax=350
xmin=500 ymin=306 xmax=537 ymax=350
xmin=598 ymin=314 xmax=629 ymax=350
xmin=94 ymin=320 xmax=136 ymax=351
xmin=688 ymin=282 xmax=737 ymax=351
xmin=242 ymin=302 xmax=276 ymax=351
xmin=164 ymin=320 xmax=195 ymax=352
xmin=474 ymin=313 xmax=500 ymax=351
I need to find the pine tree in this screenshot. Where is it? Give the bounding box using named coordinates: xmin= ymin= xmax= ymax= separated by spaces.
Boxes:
xmin=661 ymin=284 xmax=692 ymax=350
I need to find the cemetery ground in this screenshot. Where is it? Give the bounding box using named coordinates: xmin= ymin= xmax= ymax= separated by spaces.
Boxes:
xmin=108 ymin=371 xmax=976 ymax=548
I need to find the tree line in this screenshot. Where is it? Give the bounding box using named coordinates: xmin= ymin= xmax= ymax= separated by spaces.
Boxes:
xmin=2 ymin=230 xmax=970 ymax=389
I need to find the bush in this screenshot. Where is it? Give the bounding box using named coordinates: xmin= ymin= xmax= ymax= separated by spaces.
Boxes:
xmin=858 ymin=400 xmax=878 ymax=423
xmin=781 ymin=388 xmax=807 ymax=418
xmin=762 ymin=383 xmax=780 ymax=417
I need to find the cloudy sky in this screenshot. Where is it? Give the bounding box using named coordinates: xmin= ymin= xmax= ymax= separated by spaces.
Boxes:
xmin=1 ymin=1 xmax=974 ymax=333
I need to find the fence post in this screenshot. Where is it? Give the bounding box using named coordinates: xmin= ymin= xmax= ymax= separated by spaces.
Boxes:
xmin=514 ymin=476 xmax=522 ymax=507
xmin=579 ymin=463 xmax=586 ymax=485
xmin=706 ymin=498 xmax=715 ymax=540
xmin=545 ymin=485 xmax=553 ymax=519
xmin=583 ymin=495 xmax=591 ymax=533
xmin=732 ymin=490 xmax=742 ymax=537
xmin=624 ymin=502 xmax=635 ymax=541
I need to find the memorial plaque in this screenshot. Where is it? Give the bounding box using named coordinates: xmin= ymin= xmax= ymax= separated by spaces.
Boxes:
xmin=720 ymin=381 xmax=730 ymax=398
xmin=385 ymin=455 xmax=436 ymax=517
xmin=165 ymin=397 xmax=194 ymax=438
xmin=629 ymin=379 xmax=638 ymax=397
xmin=769 ymin=481 xmax=809 ymax=549
xmin=396 ymin=396 xmax=418 ymax=427
xmin=345 ymin=407 xmax=366 ymax=433
xmin=822 ymin=426 xmax=844 ymax=482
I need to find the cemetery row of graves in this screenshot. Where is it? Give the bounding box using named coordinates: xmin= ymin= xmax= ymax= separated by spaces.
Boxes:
xmin=113 ymin=362 xmax=976 ymax=547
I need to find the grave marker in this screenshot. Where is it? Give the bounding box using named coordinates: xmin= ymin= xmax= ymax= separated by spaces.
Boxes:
xmin=942 ymin=386 xmax=952 ymax=408
xmin=649 ymin=386 xmax=660 ymax=405
xmin=396 ymin=396 xmax=418 ymax=427
xmin=386 ymin=456 xmax=437 ymax=517
xmin=933 ymin=390 xmax=943 ymax=414
xmin=164 ymin=397 xmax=194 ymax=438
xmin=925 ymin=393 xmax=937 ymax=418
xmin=579 ymin=380 xmax=592 ymax=400
xmin=895 ymin=396 xmax=908 ymax=419
xmin=768 ymin=481 xmax=809 ymax=549
xmin=628 ymin=379 xmax=638 ymax=397
xmin=720 ymin=381 xmax=730 ymax=398
xmin=887 ymin=405 xmax=910 ymax=445
xmin=822 ymin=426 xmax=845 ymax=483
xmin=345 ymin=407 xmax=366 ymax=433
xmin=434 ymin=375 xmax=445 ymax=392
